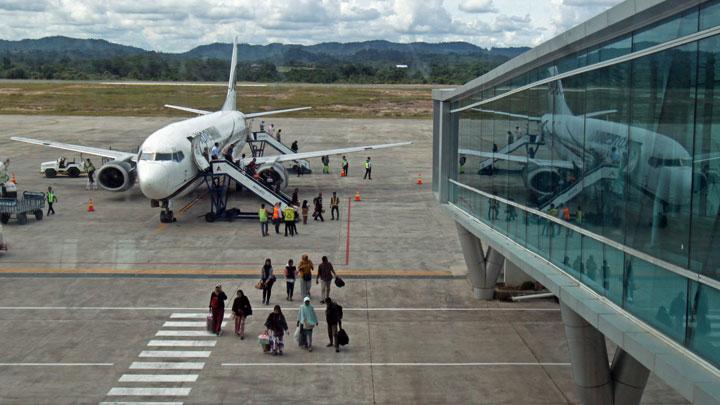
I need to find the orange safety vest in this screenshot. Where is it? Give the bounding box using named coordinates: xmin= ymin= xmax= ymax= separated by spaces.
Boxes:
xmin=562 ymin=207 xmax=570 ymax=221
xmin=272 ymin=206 xmax=280 ymax=220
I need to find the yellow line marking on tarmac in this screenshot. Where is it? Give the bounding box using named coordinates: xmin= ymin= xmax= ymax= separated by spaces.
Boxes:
xmin=0 ymin=267 xmax=453 ymax=277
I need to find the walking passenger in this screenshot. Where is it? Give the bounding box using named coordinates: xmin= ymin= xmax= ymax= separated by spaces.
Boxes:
xmin=298 ymin=254 xmax=314 ymax=298
xmin=276 ymin=128 xmax=282 ymax=143
xmin=284 ymin=204 xmax=296 ymax=237
xmin=291 ymin=140 xmax=298 ymax=153
xmin=312 ymin=193 xmax=324 ymax=222
xmin=231 ymin=290 xmax=252 ymax=339
xmin=316 ymin=256 xmax=337 ymax=304
xmin=209 ymin=285 xmax=227 ymax=336
xmin=325 ymin=297 xmax=343 ymax=352
xmin=47 ymin=186 xmax=57 ymax=215
xmin=265 ymin=305 xmax=288 ymax=355
xmin=261 ymin=258 xmax=275 ymax=305
xmin=363 ymin=157 xmax=372 ymax=180
xmin=301 ymin=200 xmax=309 ymax=224
xmin=330 ymin=192 xmax=340 ymax=220
xmin=223 ymin=143 xmax=235 ymax=162
xmin=285 ymin=259 xmax=297 ymax=300
xmin=297 ymin=297 xmax=318 ymax=351
xmin=291 ymin=188 xmax=299 ymax=206
xmin=211 ymin=142 xmax=221 ymax=160
xmin=272 ymin=203 xmax=282 ymax=234
xmin=259 ymin=203 xmax=270 ymax=237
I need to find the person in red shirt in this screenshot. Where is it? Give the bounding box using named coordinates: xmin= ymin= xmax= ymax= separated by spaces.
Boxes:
xmin=209 ymin=285 xmax=227 ymax=336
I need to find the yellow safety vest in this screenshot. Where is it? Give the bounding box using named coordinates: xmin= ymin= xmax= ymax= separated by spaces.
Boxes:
xmin=259 ymin=208 xmax=268 ymax=222
xmin=364 ymin=161 xmax=370 ymax=169
xmin=284 ymin=207 xmax=295 ymax=221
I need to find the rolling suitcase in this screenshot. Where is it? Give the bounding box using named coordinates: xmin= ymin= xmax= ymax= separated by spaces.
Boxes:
xmin=206 ymin=313 xmax=214 ymax=332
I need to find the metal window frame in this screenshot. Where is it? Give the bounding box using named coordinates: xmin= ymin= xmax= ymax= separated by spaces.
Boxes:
xmin=450 ymin=24 xmax=720 ymax=113
xmin=449 ymin=179 xmax=720 ymax=291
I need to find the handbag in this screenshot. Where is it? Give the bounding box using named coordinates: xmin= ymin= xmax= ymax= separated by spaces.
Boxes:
xmin=334 ymin=277 xmax=345 ymax=288
xmin=255 ymin=280 xmax=264 ymax=290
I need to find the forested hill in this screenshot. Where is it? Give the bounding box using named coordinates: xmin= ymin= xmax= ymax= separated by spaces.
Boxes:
xmin=0 ymin=36 xmax=529 ymax=84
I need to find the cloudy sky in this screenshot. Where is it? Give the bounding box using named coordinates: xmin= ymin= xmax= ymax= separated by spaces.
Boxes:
xmin=0 ymin=0 xmax=622 ymax=52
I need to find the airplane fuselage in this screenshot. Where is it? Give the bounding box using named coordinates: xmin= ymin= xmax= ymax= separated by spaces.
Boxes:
xmin=137 ymin=110 xmax=248 ymax=201
xmin=541 ymin=113 xmax=693 ymax=206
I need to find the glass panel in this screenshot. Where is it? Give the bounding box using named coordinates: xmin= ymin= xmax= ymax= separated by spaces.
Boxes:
xmin=700 ymin=0 xmax=720 ymax=30
xmin=623 ymin=257 xmax=688 ymax=343
xmin=692 ymin=35 xmax=720 ymax=281
xmin=626 ymin=43 xmax=696 ymax=268
xmin=632 ymin=8 xmax=698 ymax=51
xmin=686 ymin=282 xmax=720 ymax=367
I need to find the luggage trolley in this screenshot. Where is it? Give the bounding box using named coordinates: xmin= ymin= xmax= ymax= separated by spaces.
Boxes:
xmin=0 ymin=191 xmax=45 ymax=225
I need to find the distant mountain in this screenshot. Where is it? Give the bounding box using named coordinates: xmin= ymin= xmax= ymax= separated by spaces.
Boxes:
xmin=0 ymin=36 xmax=146 ymax=57
xmin=0 ymin=36 xmax=531 ymax=84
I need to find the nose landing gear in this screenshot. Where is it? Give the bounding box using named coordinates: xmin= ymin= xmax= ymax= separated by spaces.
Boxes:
xmin=154 ymin=199 xmax=176 ymax=223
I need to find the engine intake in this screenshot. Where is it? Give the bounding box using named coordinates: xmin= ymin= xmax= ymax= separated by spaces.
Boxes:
xmin=525 ymin=167 xmax=561 ymax=195
xmin=256 ymin=162 xmax=289 ymax=191
xmin=97 ymin=161 xmax=136 ymax=192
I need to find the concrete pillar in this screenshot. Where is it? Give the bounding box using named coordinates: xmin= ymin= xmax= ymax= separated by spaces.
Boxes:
xmin=456 ymin=223 xmax=503 ymax=300
xmin=504 ymin=259 xmax=535 ymax=287
xmin=611 ymin=349 xmax=650 ymax=405
xmin=560 ymin=301 xmax=613 ymax=405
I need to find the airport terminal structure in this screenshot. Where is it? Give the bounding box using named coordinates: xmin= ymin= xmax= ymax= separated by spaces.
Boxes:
xmin=433 ymin=0 xmax=720 ymax=403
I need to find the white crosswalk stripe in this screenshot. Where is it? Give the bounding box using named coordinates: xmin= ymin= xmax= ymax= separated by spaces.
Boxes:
xmin=147 ymin=340 xmax=216 ymax=347
xmin=129 ymin=362 xmax=205 ymax=370
xmin=170 ymin=313 xmax=231 ymax=319
xmin=139 ymin=351 xmax=211 ymax=358
xmin=155 ymin=330 xmax=217 ymax=337
xmin=107 ymin=388 xmax=192 ymax=396
xmin=163 ymin=321 xmax=226 ymax=328
xmin=119 ymin=374 xmax=198 ymax=383
xmin=99 ymin=402 xmax=184 ymax=405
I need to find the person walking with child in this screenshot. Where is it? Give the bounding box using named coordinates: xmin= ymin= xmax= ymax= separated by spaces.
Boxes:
xmin=265 ymin=305 xmax=288 ymax=355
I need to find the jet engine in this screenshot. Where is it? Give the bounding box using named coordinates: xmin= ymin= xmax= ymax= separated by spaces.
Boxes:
xmin=525 ymin=166 xmax=562 ymax=195
xmin=257 ymin=162 xmax=289 ymax=191
xmin=96 ymin=161 xmax=137 ymax=192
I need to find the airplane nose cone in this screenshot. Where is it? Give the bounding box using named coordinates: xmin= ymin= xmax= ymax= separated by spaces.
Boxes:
xmin=138 ymin=163 xmax=172 ymax=200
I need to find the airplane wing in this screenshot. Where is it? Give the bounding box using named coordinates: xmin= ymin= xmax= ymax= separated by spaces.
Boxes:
xmin=584 ymin=109 xmax=617 ymax=118
xmin=249 ymin=142 xmax=412 ymax=165
xmin=471 ymin=108 xmax=541 ymax=121
xmin=459 ymin=148 xmax=576 ymax=169
xmin=164 ymin=104 xmax=212 ymax=115
xmin=694 ymin=153 xmax=720 ymax=163
xmin=245 ymin=107 xmax=312 ymax=119
xmin=10 ymin=136 xmax=136 ymax=161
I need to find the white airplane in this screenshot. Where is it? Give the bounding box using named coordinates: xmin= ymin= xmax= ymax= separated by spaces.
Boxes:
xmin=11 ymin=39 xmax=411 ymax=223
xmin=460 ymin=70 xmax=706 ymax=215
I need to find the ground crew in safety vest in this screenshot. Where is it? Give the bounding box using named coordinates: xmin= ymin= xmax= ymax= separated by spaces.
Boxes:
xmin=363 ymin=157 xmax=372 ymax=180
xmin=47 ymin=186 xmax=57 ymax=216
xmin=259 ymin=203 xmax=270 ymax=237
xmin=341 ymin=156 xmax=349 ymax=176
xmin=330 ymin=192 xmax=340 ymax=220
xmin=321 ymin=155 xmax=330 ymax=174
xmin=284 ymin=205 xmax=296 ymax=237
xmin=272 ymin=203 xmax=282 ymax=234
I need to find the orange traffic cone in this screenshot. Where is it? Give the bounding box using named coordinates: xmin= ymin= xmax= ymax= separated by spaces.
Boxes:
xmin=417 ymin=174 xmax=423 ymax=185
xmin=87 ymin=198 xmax=95 ymax=212
xmin=10 ymin=172 xmax=16 ymax=184
xmin=354 ymin=191 xmax=361 ymax=201
xmin=340 ymin=169 xmax=346 ymax=177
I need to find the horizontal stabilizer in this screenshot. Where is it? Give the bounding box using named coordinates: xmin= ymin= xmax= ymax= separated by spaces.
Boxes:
xmin=11 ymin=136 xmax=136 ymax=161
xmin=245 ymin=107 xmax=311 ymax=119
xmin=164 ymin=104 xmax=212 ymax=115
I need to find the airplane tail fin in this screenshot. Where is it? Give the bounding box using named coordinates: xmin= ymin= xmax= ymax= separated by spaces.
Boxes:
xmin=221 ymin=37 xmax=238 ymax=111
xmin=547 ymin=66 xmax=572 ymax=116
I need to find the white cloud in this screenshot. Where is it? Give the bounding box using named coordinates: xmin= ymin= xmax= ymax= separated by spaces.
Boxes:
xmin=0 ymin=0 xmax=624 ymax=52
xmin=459 ymin=0 xmax=497 ymax=14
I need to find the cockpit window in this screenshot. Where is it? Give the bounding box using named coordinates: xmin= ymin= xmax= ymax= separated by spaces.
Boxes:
xmin=139 ymin=152 xmax=176 ymax=161
xmin=174 ymin=152 xmax=185 ymax=162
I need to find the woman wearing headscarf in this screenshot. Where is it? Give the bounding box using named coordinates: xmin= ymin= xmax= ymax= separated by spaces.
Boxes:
xmin=297 ymin=296 xmax=319 ymax=352
xmin=209 ymin=285 xmax=227 ymax=336
xmin=261 ymin=258 xmax=275 ymax=305
xmin=231 ymin=289 xmax=252 ymax=339
xmin=264 ymin=305 xmax=288 ymax=355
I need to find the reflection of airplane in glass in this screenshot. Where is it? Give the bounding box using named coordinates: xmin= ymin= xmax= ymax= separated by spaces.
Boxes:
xmin=460 ymin=71 xmax=708 ymax=224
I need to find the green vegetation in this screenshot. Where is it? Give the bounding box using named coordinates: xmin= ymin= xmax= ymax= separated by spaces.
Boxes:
xmin=0 ymin=82 xmax=434 ymax=119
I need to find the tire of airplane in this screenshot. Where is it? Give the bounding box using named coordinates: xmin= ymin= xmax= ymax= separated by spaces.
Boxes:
xmin=45 ymin=169 xmax=57 ymax=178
xmin=67 ymin=167 xmax=80 ymax=178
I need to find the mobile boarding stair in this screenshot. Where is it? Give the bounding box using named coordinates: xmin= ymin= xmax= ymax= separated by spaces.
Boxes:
xmin=201 ymin=159 xmax=294 ymax=222
xmin=247 ymin=131 xmax=312 ymax=174
xmin=537 ymin=165 xmax=620 ymax=212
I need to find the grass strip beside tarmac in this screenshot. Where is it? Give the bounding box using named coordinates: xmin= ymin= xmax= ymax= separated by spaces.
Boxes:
xmin=0 ymin=81 xmax=434 ymax=119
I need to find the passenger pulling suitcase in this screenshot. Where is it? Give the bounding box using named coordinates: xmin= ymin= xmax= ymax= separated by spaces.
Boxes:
xmin=206 ymin=313 xmax=214 ymax=332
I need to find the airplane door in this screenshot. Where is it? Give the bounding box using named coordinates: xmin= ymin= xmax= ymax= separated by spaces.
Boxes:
xmin=189 ymin=134 xmax=211 ymax=172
